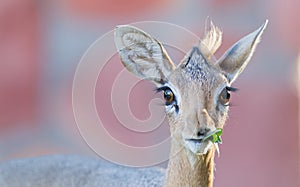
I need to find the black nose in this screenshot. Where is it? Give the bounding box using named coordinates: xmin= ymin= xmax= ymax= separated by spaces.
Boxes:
xmin=197 ymin=127 xmax=210 ymax=137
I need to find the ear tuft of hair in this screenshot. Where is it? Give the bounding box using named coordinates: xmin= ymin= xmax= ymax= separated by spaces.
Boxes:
xmin=199 ymin=21 xmax=223 ymax=60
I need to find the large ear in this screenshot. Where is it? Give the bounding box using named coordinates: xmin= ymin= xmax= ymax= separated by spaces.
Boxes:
xmin=217 ymin=20 xmax=268 ymax=83
xmin=114 ymin=25 xmax=175 ymax=84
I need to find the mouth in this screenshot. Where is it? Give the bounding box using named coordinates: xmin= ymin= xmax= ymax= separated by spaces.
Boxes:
xmin=185 ymin=138 xmax=205 ymax=147
xmin=184 ymin=129 xmax=223 ymax=155
xmin=184 ymin=138 xmax=213 ymax=155
xmin=186 ymin=138 xmax=203 ymax=143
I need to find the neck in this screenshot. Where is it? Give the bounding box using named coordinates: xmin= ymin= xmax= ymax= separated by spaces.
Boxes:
xmin=164 ymin=140 xmax=215 ymax=187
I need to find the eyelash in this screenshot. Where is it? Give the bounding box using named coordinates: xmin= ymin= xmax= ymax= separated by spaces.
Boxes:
xmin=226 ymin=86 xmax=238 ymax=92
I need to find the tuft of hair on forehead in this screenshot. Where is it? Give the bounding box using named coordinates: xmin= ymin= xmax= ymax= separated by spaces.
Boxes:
xmin=199 ymin=21 xmax=222 ymax=61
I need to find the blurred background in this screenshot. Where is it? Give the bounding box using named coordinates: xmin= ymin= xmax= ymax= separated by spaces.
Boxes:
xmin=0 ymin=0 xmax=299 ymax=186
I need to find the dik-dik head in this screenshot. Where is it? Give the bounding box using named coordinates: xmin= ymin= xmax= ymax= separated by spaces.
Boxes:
xmin=114 ymin=21 xmax=267 ymax=156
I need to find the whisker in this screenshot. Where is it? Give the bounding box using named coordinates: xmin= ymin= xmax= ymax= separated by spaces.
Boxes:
xmin=228 ymin=102 xmax=238 ymax=107
xmin=156 ymin=102 xmax=166 ymax=107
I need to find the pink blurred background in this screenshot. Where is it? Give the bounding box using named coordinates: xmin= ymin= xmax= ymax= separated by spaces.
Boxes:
xmin=0 ymin=0 xmax=299 ymax=186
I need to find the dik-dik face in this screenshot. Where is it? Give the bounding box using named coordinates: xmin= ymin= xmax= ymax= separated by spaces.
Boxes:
xmin=114 ymin=21 xmax=267 ymax=155
xmin=163 ymin=47 xmax=233 ymax=154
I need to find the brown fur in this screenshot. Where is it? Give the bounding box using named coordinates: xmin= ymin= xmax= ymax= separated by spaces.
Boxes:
xmin=165 ymin=141 xmax=215 ymax=187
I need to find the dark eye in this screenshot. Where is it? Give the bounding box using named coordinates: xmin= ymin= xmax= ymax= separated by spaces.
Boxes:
xmin=164 ymin=89 xmax=175 ymax=105
xmin=219 ymin=87 xmax=230 ymax=106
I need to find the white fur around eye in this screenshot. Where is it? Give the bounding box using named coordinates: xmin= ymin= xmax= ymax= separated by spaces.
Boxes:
xmin=165 ymin=104 xmax=176 ymax=113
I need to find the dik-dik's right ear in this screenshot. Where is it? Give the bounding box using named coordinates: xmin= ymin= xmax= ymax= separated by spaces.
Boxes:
xmin=114 ymin=25 xmax=175 ymax=84
xmin=217 ymin=20 xmax=268 ymax=83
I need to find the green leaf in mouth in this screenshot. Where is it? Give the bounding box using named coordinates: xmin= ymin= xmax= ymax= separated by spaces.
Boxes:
xmin=202 ymin=128 xmax=223 ymax=144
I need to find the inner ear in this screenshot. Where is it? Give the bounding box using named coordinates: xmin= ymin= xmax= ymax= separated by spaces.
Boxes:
xmin=114 ymin=25 xmax=175 ymax=84
xmin=217 ymin=20 xmax=268 ymax=83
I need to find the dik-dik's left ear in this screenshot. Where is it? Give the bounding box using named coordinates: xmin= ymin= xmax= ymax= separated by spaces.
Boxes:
xmin=114 ymin=25 xmax=175 ymax=84
xmin=217 ymin=20 xmax=268 ymax=83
